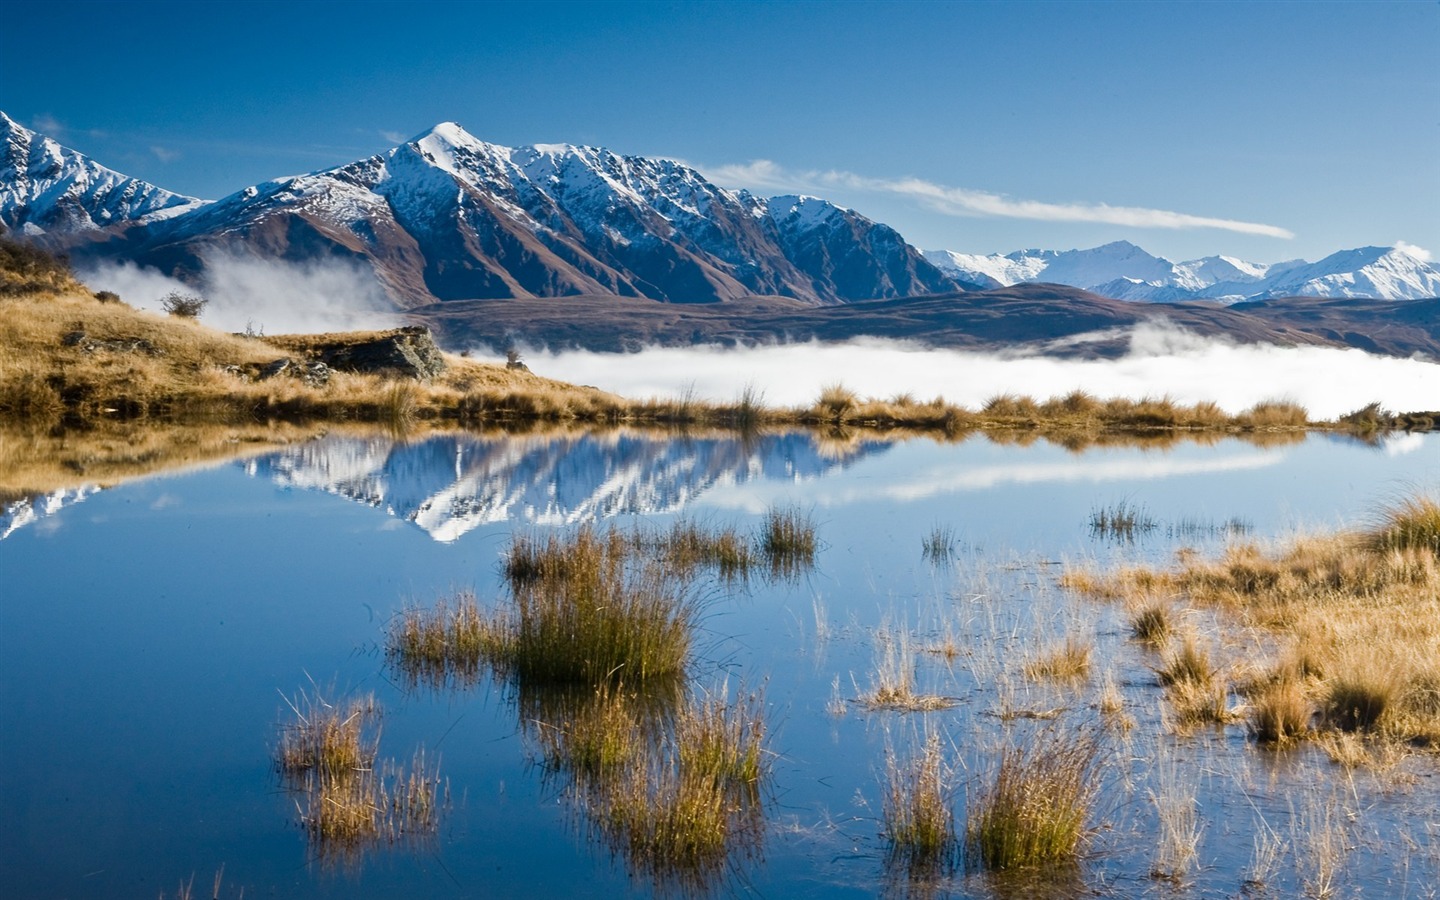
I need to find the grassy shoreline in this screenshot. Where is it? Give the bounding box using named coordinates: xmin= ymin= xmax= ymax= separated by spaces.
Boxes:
xmin=2 ymin=265 xmax=1434 ymax=440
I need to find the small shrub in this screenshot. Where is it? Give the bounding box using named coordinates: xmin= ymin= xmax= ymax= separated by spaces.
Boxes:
xmin=93 ymin=289 xmax=120 ymax=303
xmin=160 ymin=290 xmax=208 ymax=319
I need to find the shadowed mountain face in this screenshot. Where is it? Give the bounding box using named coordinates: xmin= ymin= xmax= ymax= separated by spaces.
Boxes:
xmin=243 ymin=430 xmax=889 ymax=542
xmin=3 ymin=115 xmax=964 ymax=307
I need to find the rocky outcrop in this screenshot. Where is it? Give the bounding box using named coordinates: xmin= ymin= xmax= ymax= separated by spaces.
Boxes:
xmin=306 ymin=326 xmax=446 ymax=380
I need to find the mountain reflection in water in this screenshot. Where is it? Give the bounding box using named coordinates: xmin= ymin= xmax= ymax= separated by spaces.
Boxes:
xmin=243 ymin=431 xmax=892 ymax=542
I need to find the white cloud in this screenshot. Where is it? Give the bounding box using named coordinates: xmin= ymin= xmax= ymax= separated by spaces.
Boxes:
xmin=702 ymin=159 xmax=1294 ymax=239
xmin=149 ymin=145 xmax=180 ymax=163
xmin=1394 ymin=240 xmax=1433 ymax=263
xmin=518 ymin=325 xmax=1440 ymax=421
xmin=380 ymin=130 xmax=408 ymax=144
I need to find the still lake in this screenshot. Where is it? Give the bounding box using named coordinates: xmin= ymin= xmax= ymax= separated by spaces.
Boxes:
xmin=3 ymin=427 xmax=1438 ymax=898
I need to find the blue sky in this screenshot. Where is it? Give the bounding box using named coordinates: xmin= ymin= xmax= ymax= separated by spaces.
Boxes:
xmin=4 ymin=0 xmax=1436 ymax=264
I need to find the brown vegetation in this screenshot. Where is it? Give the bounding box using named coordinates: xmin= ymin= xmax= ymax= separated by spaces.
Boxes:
xmin=1064 ymin=493 xmax=1440 ymax=753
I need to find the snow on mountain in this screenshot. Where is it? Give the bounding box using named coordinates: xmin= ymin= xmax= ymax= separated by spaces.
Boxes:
xmin=33 ymin=119 xmax=959 ymax=306
xmin=926 ymin=239 xmax=1440 ymax=302
xmin=0 ymin=112 xmax=204 ymax=234
xmin=245 ymin=431 xmax=889 ymax=543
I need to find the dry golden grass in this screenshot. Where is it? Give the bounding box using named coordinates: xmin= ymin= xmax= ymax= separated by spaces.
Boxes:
xmin=1023 ymin=636 xmax=1094 ymax=681
xmin=2 ymin=244 xmax=1429 ymax=444
xmin=1064 ymin=493 xmax=1440 ymax=754
xmin=861 ymin=628 xmax=957 ymax=712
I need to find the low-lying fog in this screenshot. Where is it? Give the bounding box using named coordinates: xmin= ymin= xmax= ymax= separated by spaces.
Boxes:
xmin=512 ymin=325 xmax=1440 ymax=420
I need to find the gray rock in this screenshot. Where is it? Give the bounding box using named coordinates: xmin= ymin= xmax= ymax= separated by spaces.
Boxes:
xmin=257 ymin=357 xmax=331 ymax=387
xmin=311 ymin=326 xmax=446 ymax=380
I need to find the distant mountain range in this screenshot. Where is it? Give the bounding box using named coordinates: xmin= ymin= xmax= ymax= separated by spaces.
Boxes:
xmin=4 ymin=111 xmax=1437 ymax=312
xmin=2 ymin=111 xmax=1436 ymax=361
xmin=924 ymin=241 xmax=1440 ymax=304
xmin=1 ymin=112 xmax=964 ymax=307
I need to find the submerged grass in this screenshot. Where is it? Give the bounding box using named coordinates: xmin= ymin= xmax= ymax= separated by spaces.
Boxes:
xmin=579 ymin=686 xmax=770 ymax=891
xmin=275 ymin=688 xmax=445 ymax=868
xmin=1088 ymin=500 xmax=1158 ymax=542
xmin=759 ymin=504 xmax=817 ymax=578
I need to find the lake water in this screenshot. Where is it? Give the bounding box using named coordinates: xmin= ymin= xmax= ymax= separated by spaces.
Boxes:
xmin=2 ymin=427 xmax=1437 ymax=898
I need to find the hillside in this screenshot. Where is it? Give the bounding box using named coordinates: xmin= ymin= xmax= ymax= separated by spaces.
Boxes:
xmin=411 ymin=283 xmax=1440 ymax=360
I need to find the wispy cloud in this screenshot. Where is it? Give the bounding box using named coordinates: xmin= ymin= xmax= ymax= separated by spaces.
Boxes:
xmin=149 ymin=145 xmax=180 ymax=163
xmin=31 ymin=113 xmax=64 ymax=137
xmin=1395 ymin=240 xmax=1432 ymax=263
xmin=702 ymin=159 xmax=1294 ymax=239
xmin=379 ymin=129 xmax=408 ymax=144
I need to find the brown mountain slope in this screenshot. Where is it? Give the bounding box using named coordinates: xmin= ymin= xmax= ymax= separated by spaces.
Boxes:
xmin=412 ymin=283 xmax=1438 ymax=359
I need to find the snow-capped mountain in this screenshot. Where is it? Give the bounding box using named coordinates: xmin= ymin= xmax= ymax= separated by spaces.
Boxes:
xmin=245 ymin=430 xmax=888 ymax=542
xmin=4 ymin=114 xmax=961 ymax=306
xmin=0 ymin=113 xmax=204 ymax=234
xmin=924 ymin=240 xmax=1440 ymax=303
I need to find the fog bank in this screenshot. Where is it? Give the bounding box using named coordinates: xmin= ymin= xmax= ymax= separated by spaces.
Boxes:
xmin=515 ymin=325 xmax=1439 ymax=420
xmin=77 ymin=253 xmax=398 ymax=335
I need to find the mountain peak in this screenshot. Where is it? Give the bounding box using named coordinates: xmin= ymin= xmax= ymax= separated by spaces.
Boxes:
xmin=0 ymin=108 xmax=204 ymax=234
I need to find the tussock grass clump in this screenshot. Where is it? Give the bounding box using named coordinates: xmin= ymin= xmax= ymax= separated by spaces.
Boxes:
xmin=296 ymin=749 xmax=446 ymax=867
xmin=1370 ymin=494 xmax=1440 ymax=556
xmin=528 ymin=682 xmax=655 ymax=779
xmin=884 ymin=731 xmax=957 ymax=877
xmin=1236 ymin=399 xmax=1309 ymax=429
xmin=862 ymin=628 xmax=956 ymax=712
xmin=1156 ymin=635 xmax=1232 ymax=726
xmin=814 ymin=382 xmax=858 ymax=421
xmin=1023 ymin=636 xmax=1093 ymax=681
xmin=1156 ymin=634 xmax=1215 ymax=688
xmin=276 ymin=689 xmax=380 ymax=779
xmin=1129 ymin=601 xmax=1173 ymax=644
xmin=275 ymin=689 xmax=446 ymax=867
xmin=759 ymin=504 xmax=817 ymax=577
xmin=497 ymin=525 xmax=698 ymax=686
xmin=676 ymin=687 xmax=768 ymax=788
xmin=965 ymin=727 xmax=1102 ymax=872
xmin=1323 ymin=671 xmax=1396 ymax=733
xmin=1246 ymin=673 xmax=1312 ymax=745
xmin=386 ymin=591 xmax=503 ymax=690
xmin=634 ymin=518 xmax=755 ymax=582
